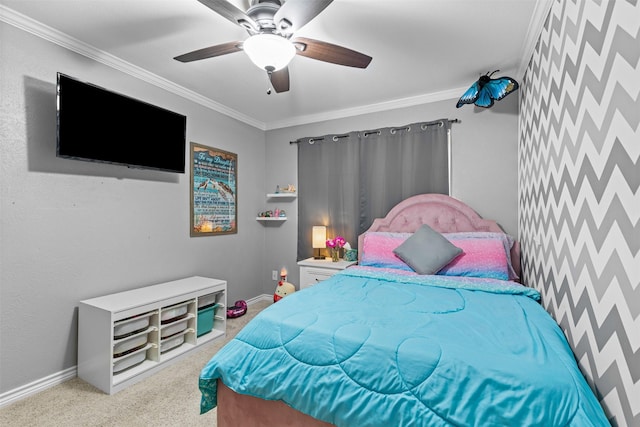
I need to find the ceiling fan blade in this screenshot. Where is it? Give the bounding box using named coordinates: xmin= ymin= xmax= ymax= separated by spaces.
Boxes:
xmin=293 ymin=37 xmax=372 ymax=69
xmin=174 ymin=41 xmax=242 ymax=63
xmin=197 ymin=0 xmax=259 ymax=32
xmin=273 ymin=0 xmax=334 ymax=34
xmin=268 ymin=67 xmax=290 ymax=93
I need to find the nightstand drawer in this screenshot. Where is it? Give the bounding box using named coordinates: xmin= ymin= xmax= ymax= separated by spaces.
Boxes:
xmin=297 ymin=258 xmax=357 ymax=289
xmin=300 ymin=267 xmax=338 ymax=289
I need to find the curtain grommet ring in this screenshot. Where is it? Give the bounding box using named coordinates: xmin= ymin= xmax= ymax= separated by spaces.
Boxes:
xmin=391 ymin=126 xmax=410 ymax=134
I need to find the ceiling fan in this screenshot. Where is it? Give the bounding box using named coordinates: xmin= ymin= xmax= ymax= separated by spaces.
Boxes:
xmin=174 ymin=0 xmax=372 ymax=93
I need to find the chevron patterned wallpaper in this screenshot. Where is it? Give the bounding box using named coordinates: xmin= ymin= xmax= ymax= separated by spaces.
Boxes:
xmin=519 ymin=0 xmax=639 ymax=426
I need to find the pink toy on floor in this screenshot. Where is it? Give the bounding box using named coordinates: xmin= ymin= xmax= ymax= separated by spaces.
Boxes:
xmin=227 ymin=300 xmax=247 ymax=318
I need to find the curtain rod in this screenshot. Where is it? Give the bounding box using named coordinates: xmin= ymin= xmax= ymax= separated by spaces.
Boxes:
xmin=289 ymin=118 xmax=460 ymax=144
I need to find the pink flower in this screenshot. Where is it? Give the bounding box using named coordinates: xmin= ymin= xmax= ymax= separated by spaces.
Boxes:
xmin=326 ymin=236 xmax=346 ymax=249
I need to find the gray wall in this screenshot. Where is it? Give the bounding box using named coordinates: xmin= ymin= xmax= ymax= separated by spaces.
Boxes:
xmin=518 ymin=1 xmax=639 ymax=426
xmin=0 ymin=11 xmax=521 ymax=400
xmin=264 ymin=94 xmax=520 ymax=290
xmin=0 ymin=22 xmax=267 ymax=394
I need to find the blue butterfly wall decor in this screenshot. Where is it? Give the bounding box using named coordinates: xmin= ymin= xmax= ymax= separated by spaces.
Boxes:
xmin=456 ymin=70 xmax=519 ymax=108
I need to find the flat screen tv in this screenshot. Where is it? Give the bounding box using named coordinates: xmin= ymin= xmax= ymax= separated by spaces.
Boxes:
xmin=56 ymin=73 xmax=186 ymax=173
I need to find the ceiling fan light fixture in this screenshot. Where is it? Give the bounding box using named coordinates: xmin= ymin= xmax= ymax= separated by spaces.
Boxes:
xmin=243 ymin=34 xmax=296 ymax=71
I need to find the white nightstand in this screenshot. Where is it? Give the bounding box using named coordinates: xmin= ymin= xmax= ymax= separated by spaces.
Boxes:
xmin=297 ymin=257 xmax=357 ymax=289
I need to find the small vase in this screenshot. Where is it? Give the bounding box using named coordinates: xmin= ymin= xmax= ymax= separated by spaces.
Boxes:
xmin=331 ymin=248 xmax=340 ymax=262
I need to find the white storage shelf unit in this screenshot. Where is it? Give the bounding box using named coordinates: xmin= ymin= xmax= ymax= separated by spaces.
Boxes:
xmin=78 ymin=276 xmax=226 ymax=394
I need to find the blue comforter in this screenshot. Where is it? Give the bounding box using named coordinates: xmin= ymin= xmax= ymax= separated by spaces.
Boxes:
xmin=199 ymin=266 xmax=609 ymax=426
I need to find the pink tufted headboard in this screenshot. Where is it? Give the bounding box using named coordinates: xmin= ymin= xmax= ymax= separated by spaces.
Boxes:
xmin=358 ymin=194 xmax=521 ymax=278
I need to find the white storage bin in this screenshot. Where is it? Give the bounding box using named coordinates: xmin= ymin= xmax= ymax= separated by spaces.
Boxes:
xmin=161 ymin=301 xmax=189 ymax=324
xmin=198 ymin=292 xmax=219 ymax=308
xmin=160 ymin=317 xmax=189 ymax=338
xmin=161 ymin=334 xmax=185 ymax=353
xmin=113 ymin=333 xmax=148 ymax=357
xmin=113 ymin=350 xmax=146 ymax=374
xmin=113 ymin=312 xmax=153 ymax=339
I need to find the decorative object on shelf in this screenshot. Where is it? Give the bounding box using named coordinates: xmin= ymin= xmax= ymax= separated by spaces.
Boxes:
xmin=274 ymin=268 xmax=295 ymax=302
xmin=190 ymin=143 xmax=237 ymax=236
xmin=279 ymin=184 xmax=296 ymax=193
xmin=257 ymin=209 xmax=287 ymax=220
xmin=312 ymin=226 xmax=327 ymax=259
xmin=326 ymin=236 xmax=346 ymax=262
xmin=456 ymin=70 xmax=519 ymax=109
xmin=226 ymin=300 xmax=247 ymax=318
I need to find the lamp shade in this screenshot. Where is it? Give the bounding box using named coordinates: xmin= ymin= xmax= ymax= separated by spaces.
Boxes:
xmin=312 ymin=226 xmax=327 ymax=249
xmin=243 ymin=34 xmax=296 ymax=71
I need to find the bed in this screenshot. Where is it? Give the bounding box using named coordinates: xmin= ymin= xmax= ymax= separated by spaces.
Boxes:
xmin=199 ymin=194 xmax=609 ymax=426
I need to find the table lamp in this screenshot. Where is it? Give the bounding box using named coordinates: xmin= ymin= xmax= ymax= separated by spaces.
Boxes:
xmin=312 ymin=226 xmax=327 ymax=259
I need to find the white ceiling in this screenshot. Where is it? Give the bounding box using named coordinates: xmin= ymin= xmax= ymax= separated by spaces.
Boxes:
xmin=1 ymin=0 xmax=550 ymax=130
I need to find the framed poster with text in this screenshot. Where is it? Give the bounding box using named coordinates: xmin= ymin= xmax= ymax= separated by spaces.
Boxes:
xmin=190 ymin=142 xmax=237 ymax=236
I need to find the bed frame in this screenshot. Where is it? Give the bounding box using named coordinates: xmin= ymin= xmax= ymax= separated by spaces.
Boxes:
xmin=217 ymin=193 xmax=519 ymax=427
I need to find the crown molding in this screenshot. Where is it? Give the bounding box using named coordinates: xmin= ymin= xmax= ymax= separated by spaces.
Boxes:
xmin=0 ymin=5 xmax=266 ymax=130
xmin=265 ymin=87 xmax=466 ymax=130
xmin=517 ymin=0 xmax=554 ymax=79
xmin=2 ymin=2 xmax=547 ymax=132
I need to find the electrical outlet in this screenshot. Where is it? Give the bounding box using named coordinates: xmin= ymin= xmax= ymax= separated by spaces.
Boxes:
xmin=272 ymin=270 xmax=278 ymax=280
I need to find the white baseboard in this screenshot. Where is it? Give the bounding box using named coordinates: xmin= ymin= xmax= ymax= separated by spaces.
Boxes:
xmin=246 ymin=294 xmax=272 ymax=305
xmin=0 ymin=294 xmax=272 ymax=408
xmin=0 ymin=366 xmax=77 ymax=408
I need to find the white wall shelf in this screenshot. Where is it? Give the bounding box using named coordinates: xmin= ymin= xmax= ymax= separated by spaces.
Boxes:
xmin=266 ymin=193 xmax=297 ymax=199
xmin=256 ymin=217 xmax=287 ymax=221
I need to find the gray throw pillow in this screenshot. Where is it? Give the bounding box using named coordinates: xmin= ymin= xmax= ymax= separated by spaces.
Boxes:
xmin=393 ymin=224 xmax=463 ymax=274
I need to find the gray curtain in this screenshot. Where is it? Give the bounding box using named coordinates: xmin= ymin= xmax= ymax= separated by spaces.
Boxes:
xmin=297 ymin=119 xmax=451 ymax=260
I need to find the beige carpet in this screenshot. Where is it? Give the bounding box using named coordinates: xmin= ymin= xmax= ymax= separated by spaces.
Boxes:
xmin=0 ymin=300 xmax=272 ymax=427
